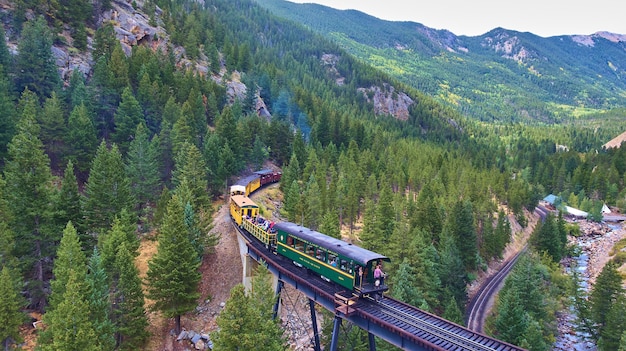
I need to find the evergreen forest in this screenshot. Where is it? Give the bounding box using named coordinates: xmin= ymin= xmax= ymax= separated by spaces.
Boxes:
xmin=0 ymin=0 xmax=626 ymax=350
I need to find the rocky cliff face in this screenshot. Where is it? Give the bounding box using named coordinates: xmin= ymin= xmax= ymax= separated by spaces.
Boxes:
xmin=357 ymin=84 xmax=413 ymax=121
xmin=321 ymin=53 xmax=413 ymax=120
xmin=2 ymin=0 xmax=265 ymax=110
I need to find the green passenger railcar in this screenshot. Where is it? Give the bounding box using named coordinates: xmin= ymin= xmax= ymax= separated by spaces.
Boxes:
xmin=275 ymin=222 xmax=390 ymax=293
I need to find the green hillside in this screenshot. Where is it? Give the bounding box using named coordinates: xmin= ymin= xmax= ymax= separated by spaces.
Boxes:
xmin=1 ymin=0 xmax=626 ymax=350
xmin=255 ymin=0 xmax=626 ymax=123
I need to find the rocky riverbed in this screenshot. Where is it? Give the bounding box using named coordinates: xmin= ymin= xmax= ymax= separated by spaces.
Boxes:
xmin=554 ymin=219 xmax=626 ymax=351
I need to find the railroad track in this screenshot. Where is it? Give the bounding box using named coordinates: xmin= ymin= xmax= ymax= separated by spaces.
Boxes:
xmin=465 ymin=246 xmax=527 ymax=332
xmin=359 ymin=297 xmax=523 ymax=351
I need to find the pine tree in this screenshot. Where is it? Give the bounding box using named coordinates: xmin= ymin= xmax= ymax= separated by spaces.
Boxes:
xmin=185 ymin=88 xmax=207 ymax=144
xmin=618 ymin=331 xmax=626 ymax=351
xmin=494 ymin=290 xmax=530 ymax=345
xmin=251 ymin=135 xmax=269 ymax=171
xmin=360 ymin=199 xmax=383 ymax=252
xmin=55 ymin=161 xmax=85 ymax=242
xmin=280 ymin=153 xmax=300 ymax=193
xmin=85 ymin=248 xmax=115 ymax=351
xmin=14 ymin=16 xmax=60 ymax=100
xmin=407 ymin=231 xmax=441 ymax=309
xmin=531 ymin=213 xmax=563 ymax=262
xmin=65 ymin=103 xmax=98 ymax=174
xmin=113 ymin=87 xmax=144 ymax=154
xmin=376 ymin=179 xmax=395 ymax=240
xmin=83 ymin=141 xmax=135 ymax=237
xmin=494 ymin=210 xmax=511 ymax=258
xmin=0 ymin=266 xmax=25 ymax=350
xmin=304 ymin=174 xmax=322 ymax=230
xmin=38 ymin=92 xmax=66 ymax=168
xmin=519 ymin=318 xmax=549 ymax=351
xmin=203 ymin=131 xmax=223 ymax=196
xmin=90 ymin=56 xmax=118 ymax=139
xmin=113 ymin=243 xmax=149 ymax=350
xmin=0 ymin=25 xmax=11 ymax=75
xmin=49 ymin=222 xmax=87 ymax=311
xmin=437 ymin=232 xmax=468 ymax=311
xmin=503 ymin=254 xmax=547 ymax=323
xmin=213 ymin=285 xmax=254 ymax=350
xmin=218 ymin=142 xmax=238 ymax=187
xmin=590 ymin=262 xmax=624 ymax=337
xmin=247 ymin=264 xmax=286 ymax=350
xmin=99 ymin=211 xmax=140 ymax=274
xmin=318 ymin=211 xmax=341 ymax=239
xmin=146 ymin=195 xmax=201 ymax=334
xmin=283 ymin=180 xmax=302 ymax=224
xmin=125 ymin=122 xmax=161 ymax=209
xmin=108 ymin=46 xmax=130 ymax=95
xmin=391 ymin=258 xmax=426 ymax=308
xmin=93 ymin=23 xmax=117 ymax=61
xmin=0 ymin=69 xmax=16 ymax=162
xmin=39 ymin=271 xmax=99 ymax=351
xmin=136 ymin=72 xmax=158 ymax=132
xmin=598 ymin=294 xmax=626 ymax=351
xmin=172 ymin=105 xmax=196 ymax=156
xmin=213 ymin=266 xmax=286 ymax=351
xmin=215 ymin=106 xmax=240 ymax=159
xmin=448 ymin=200 xmax=478 ymax=270
xmin=442 ymin=294 xmax=464 ymax=325
xmin=3 ymin=98 xmax=56 ymax=309
xmin=172 ymin=142 xmax=210 ymax=209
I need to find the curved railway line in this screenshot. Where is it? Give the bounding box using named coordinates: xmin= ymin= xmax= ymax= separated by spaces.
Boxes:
xmin=466 ymin=205 xmax=546 ymax=332
xmin=465 ymin=246 xmax=527 ymax=332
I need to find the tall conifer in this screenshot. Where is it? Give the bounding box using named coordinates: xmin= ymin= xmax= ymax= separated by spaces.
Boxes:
xmin=14 ymin=17 xmax=60 ymax=100
xmin=49 ymin=222 xmax=87 ymax=311
xmin=146 ymin=195 xmax=201 ymax=334
xmin=86 ymin=248 xmax=115 ymax=351
xmin=113 ymin=243 xmax=149 ymax=350
xmin=126 ymin=122 xmax=161 ymax=209
xmin=39 ymin=271 xmax=99 ymax=351
xmin=4 ymin=96 xmax=55 ymax=309
xmin=65 ymin=103 xmax=98 ymax=174
xmin=0 ymin=266 xmax=25 ymax=350
xmin=83 ymin=141 xmax=135 ymax=238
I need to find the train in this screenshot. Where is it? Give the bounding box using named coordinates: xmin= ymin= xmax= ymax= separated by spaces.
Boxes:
xmin=229 ymin=169 xmax=390 ymax=298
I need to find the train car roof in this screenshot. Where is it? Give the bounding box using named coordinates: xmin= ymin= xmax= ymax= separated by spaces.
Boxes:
xmin=234 ymin=174 xmax=260 ymax=187
xmin=230 ymin=195 xmax=258 ymax=208
xmin=254 ymin=169 xmax=277 ymax=176
xmin=230 ymin=185 xmax=246 ymax=194
xmin=274 ymin=222 xmax=389 ymax=266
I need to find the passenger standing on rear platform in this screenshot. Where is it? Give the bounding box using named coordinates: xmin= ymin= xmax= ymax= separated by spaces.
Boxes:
xmin=374 ymin=264 xmax=384 ymax=286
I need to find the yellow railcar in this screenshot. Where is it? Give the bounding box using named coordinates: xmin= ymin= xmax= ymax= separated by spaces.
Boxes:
xmin=229 ymin=195 xmax=259 ymax=226
xmin=235 ymin=174 xmax=261 ymax=196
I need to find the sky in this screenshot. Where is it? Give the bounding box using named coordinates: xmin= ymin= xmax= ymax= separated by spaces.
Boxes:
xmin=286 ymin=0 xmax=626 ymax=37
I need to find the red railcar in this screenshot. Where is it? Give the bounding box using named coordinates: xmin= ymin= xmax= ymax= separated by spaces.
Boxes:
xmin=254 ymin=169 xmax=282 ymax=186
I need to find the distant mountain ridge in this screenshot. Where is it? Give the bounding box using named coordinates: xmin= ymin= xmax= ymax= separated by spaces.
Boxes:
xmin=255 ymin=0 xmax=626 ymax=123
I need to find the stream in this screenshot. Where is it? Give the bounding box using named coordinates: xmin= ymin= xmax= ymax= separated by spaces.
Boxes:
xmin=553 ymin=224 xmax=623 ymax=350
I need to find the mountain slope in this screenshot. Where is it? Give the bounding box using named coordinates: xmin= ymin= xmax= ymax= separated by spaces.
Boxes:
xmin=255 ymin=0 xmax=626 ymax=123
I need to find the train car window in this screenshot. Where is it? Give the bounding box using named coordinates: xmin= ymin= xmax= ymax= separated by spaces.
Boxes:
xmin=315 ymin=248 xmax=325 ymax=261
xmin=287 ymin=236 xmax=294 ymax=247
xmin=340 ymin=259 xmax=348 ymax=272
xmin=328 ymin=253 xmax=338 ymax=267
xmin=295 ymin=239 xmax=304 ymax=252
xmin=307 ymin=245 xmax=316 ymax=257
